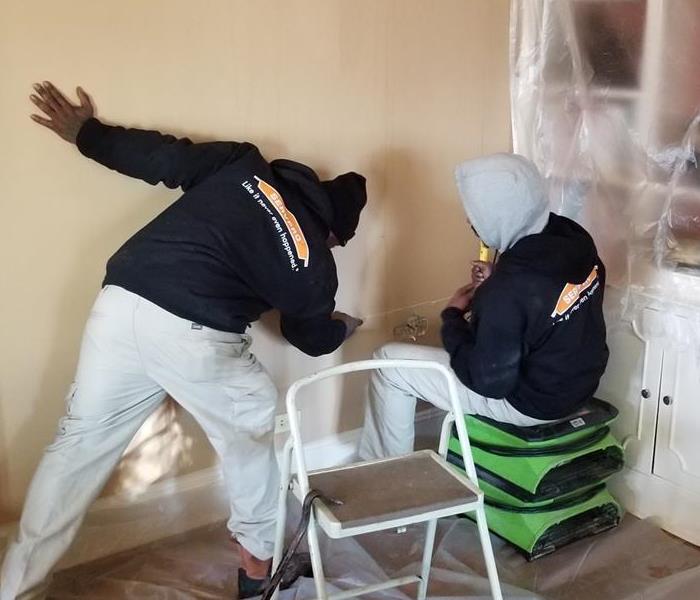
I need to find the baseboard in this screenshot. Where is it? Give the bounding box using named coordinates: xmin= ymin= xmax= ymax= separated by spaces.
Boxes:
xmin=609 ymin=467 xmax=700 ymax=546
xmin=299 ymin=426 xmax=363 ymax=467
xmin=0 ymin=524 xmax=10 ymax=565
xmin=415 ymin=405 xmax=445 ymax=423
xmin=0 ymin=427 xmax=364 ymax=570
xmin=60 ymin=464 xmax=230 ymax=569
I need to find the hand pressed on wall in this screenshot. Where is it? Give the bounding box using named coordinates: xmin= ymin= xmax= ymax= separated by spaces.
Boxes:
xmin=333 ymin=311 xmax=363 ymax=340
xmin=29 ymin=81 xmax=94 ymax=144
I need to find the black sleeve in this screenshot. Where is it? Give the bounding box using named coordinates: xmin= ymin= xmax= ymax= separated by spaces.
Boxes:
xmin=268 ymin=251 xmax=346 ymax=357
xmin=76 ymin=118 xmax=251 ymax=191
xmin=280 ymin=314 xmax=347 ymax=357
xmin=440 ymin=290 xmax=525 ymax=398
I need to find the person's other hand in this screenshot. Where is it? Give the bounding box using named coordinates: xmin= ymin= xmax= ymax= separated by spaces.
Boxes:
xmin=471 ymin=261 xmax=494 ymax=286
xmin=30 ymin=82 xmax=95 ymax=144
xmin=447 ymin=284 xmax=476 ymax=312
xmin=333 ymin=311 xmax=363 ymax=340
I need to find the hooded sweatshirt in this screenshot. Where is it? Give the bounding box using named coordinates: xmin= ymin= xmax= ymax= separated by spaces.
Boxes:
xmin=76 ymin=118 xmax=366 ymax=357
xmin=442 ymin=154 xmax=608 ymax=420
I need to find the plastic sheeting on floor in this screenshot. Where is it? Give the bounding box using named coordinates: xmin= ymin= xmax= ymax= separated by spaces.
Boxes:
xmin=49 ymin=502 xmax=700 ymax=600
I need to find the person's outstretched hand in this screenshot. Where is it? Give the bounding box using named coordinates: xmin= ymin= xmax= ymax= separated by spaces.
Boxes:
xmin=30 ymin=81 xmax=95 ymax=144
xmin=333 ymin=311 xmax=363 ymax=340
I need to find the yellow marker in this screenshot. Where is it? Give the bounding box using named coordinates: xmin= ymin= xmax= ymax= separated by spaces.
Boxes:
xmin=479 ymin=241 xmax=490 ymax=262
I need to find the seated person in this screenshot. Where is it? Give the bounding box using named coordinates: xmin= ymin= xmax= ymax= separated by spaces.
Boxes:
xmin=359 ymin=153 xmax=609 ymax=459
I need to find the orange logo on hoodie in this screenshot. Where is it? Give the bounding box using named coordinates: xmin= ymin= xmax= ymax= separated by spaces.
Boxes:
xmin=551 ymin=266 xmax=599 ymax=318
xmin=255 ymin=177 xmax=310 ymax=267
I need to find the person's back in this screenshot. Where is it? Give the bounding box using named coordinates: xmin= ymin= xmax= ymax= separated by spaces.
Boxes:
xmin=446 ymin=153 xmax=608 ymax=420
xmin=75 ymin=118 xmax=366 ymax=355
xmin=449 ymin=212 xmax=608 ymax=420
xmin=360 ymin=153 xmax=609 ymax=461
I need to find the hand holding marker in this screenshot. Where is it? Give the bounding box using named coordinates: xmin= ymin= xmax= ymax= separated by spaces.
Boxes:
xmin=472 ymin=241 xmax=494 ymax=287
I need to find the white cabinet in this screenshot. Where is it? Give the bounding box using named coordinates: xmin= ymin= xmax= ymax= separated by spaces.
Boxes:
xmin=654 ymin=346 xmax=700 ymax=495
xmin=600 ymin=301 xmax=700 ymax=544
xmin=598 ymin=313 xmax=662 ymax=475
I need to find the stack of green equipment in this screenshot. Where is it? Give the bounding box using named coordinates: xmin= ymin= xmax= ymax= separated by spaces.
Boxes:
xmin=447 ymin=398 xmax=624 ymax=560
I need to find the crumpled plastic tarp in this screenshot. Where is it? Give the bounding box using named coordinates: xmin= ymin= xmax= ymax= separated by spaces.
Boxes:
xmin=47 ymin=416 xmax=700 ymax=600
xmin=49 ymin=504 xmax=700 ymax=600
xmin=510 ymin=0 xmax=700 ymax=347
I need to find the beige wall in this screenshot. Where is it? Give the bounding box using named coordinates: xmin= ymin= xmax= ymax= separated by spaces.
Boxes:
xmin=0 ymin=0 xmax=511 ymax=522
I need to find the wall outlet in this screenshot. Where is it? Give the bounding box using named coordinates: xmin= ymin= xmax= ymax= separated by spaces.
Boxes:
xmin=274 ymin=411 xmax=301 ymax=434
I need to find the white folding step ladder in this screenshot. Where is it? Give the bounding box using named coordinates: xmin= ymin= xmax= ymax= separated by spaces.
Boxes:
xmin=271 ymin=359 xmax=503 ymax=600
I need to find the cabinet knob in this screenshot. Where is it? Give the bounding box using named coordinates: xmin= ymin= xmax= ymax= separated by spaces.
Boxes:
xmin=663 ymin=395 xmax=673 ymax=406
xmin=641 ymin=389 xmax=650 ymax=399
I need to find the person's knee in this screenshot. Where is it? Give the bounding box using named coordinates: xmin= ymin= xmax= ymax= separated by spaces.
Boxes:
xmin=44 ymin=414 xmax=97 ymax=454
xmin=372 ymin=343 xmax=419 ymax=391
xmin=373 ymin=342 xmax=443 ymax=365
xmin=372 ymin=342 xmax=407 ymax=361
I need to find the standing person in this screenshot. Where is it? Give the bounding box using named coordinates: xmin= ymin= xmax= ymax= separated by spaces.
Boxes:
xmin=1 ymin=82 xmax=366 ymax=600
xmin=359 ymin=153 xmax=608 ymax=460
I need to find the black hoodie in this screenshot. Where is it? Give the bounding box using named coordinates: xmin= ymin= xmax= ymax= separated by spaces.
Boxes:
xmin=76 ymin=118 xmax=356 ymax=356
xmin=442 ymin=213 xmax=609 ymax=420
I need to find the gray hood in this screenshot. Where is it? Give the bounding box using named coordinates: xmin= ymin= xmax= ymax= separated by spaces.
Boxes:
xmin=454 ymin=153 xmax=550 ymax=253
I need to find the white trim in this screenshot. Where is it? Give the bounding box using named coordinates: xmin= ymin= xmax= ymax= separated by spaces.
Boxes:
xmin=415 ymin=405 xmax=444 ymax=423
xmin=0 ymin=523 xmax=11 ymax=564
xmin=280 ymin=426 xmax=362 ymax=471
xmin=63 ymin=465 xmax=229 ymax=569
xmin=609 ymin=467 xmax=700 ymax=547
xmin=275 ymin=407 xmax=440 ymax=471
xmin=88 ymin=464 xmax=224 ymax=513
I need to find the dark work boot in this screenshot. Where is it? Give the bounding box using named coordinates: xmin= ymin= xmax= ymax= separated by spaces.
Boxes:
xmin=237 ymin=553 xmax=313 ymax=599
xmin=237 ymin=568 xmax=270 ymax=599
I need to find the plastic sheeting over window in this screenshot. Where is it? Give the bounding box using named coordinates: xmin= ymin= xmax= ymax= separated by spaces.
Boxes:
xmin=510 ymin=0 xmax=700 ymax=341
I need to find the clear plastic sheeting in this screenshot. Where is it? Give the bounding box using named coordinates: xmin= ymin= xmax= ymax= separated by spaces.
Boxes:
xmin=510 ymin=0 xmax=700 ymax=343
xmin=43 ymin=412 xmax=700 ymax=599
xmin=49 ymin=507 xmax=700 ymax=600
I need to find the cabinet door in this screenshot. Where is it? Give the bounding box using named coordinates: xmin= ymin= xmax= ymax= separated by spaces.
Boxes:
xmin=653 ymin=347 xmax=700 ymax=494
xmin=597 ymin=315 xmax=662 ymax=474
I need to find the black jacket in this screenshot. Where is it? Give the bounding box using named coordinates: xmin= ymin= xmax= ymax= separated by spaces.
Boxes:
xmin=76 ymin=118 xmax=346 ymax=356
xmin=441 ymin=214 xmax=609 ymax=420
